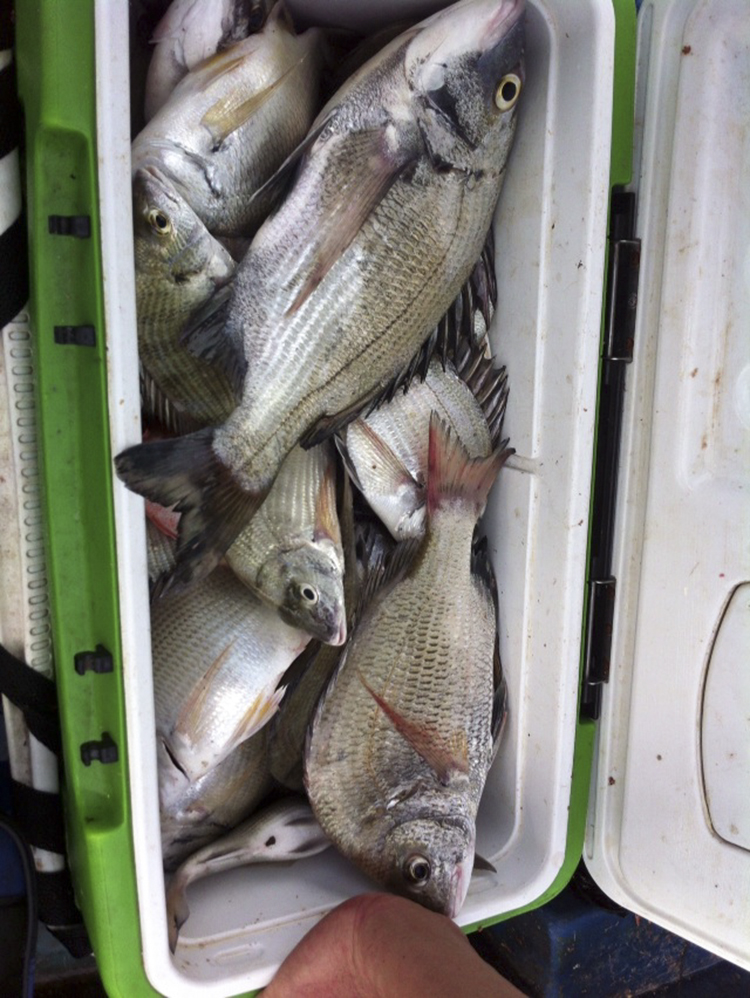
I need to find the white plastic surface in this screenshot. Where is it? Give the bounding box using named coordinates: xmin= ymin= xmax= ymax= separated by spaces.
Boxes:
xmin=585 ymin=0 xmax=750 ymax=971
xmin=98 ymin=2 xmax=614 ymax=993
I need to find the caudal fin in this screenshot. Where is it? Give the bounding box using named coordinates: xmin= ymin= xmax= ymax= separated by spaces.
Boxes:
xmin=115 ymin=428 xmax=262 ymax=591
xmin=427 ymin=413 xmax=514 ymax=519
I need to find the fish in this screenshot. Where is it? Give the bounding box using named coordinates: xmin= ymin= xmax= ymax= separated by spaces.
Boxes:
xmin=304 ymin=414 xmax=513 ymax=918
xmin=116 ymin=0 xmax=526 ymax=592
xmin=165 ymin=795 xmax=329 ymax=952
xmin=339 ymin=338 xmax=509 ymax=540
xmin=151 ymin=564 xmax=310 ymax=783
xmin=133 ymin=3 xmax=324 ymax=236
xmin=134 ymin=165 xmax=238 ymax=432
xmin=268 ymin=514 xmax=392 ymax=792
xmin=225 ymin=442 xmax=346 ymax=644
xmin=144 ymin=0 xmax=272 ymax=121
xmin=159 ymin=726 xmax=272 ymax=871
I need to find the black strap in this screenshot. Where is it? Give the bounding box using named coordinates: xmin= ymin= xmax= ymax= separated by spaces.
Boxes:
xmin=10 ymin=781 xmax=66 ymax=855
xmin=0 ymin=62 xmax=22 ymax=159
xmin=36 ymin=870 xmax=92 ymax=957
xmin=0 ymin=213 xmax=29 ymax=330
xmin=0 ymin=643 xmax=60 ymax=756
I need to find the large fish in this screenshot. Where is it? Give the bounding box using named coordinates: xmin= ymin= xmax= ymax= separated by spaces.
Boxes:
xmin=134 ymin=166 xmax=237 ymax=431
xmin=339 ymin=340 xmax=508 ymax=540
xmin=165 ymin=796 xmax=329 ymax=952
xmin=151 ymin=565 xmax=310 ymax=782
xmin=145 ymin=0 xmax=271 ymax=121
xmin=304 ymin=416 xmax=512 ymax=917
xmin=116 ymin=0 xmax=526 ymax=592
xmin=226 ymin=442 xmax=346 ymax=644
xmin=133 ymin=3 xmax=324 ymax=236
xmin=159 ymin=726 xmax=272 ymax=871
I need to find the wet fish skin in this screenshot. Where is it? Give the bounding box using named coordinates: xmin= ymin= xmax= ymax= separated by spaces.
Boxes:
xmin=151 ymin=565 xmax=310 ymax=783
xmin=115 ymin=0 xmax=525 ymax=591
xmin=305 ymin=415 xmax=513 ymax=917
xmin=134 ymin=4 xmax=324 ymax=236
xmin=165 ymin=795 xmax=329 ymax=952
xmin=145 ymin=0 xmax=271 ymax=121
xmin=268 ymin=515 xmax=392 ymax=792
xmin=226 ymin=443 xmax=346 ymax=645
xmin=133 ymin=165 xmax=237 ymax=430
xmin=159 ymin=726 xmax=272 ymax=871
xmin=341 ymin=343 xmax=508 ymax=541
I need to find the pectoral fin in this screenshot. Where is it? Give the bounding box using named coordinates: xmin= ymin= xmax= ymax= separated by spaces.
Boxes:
xmin=286 ymin=125 xmax=422 ymax=315
xmin=201 ymin=56 xmax=305 ymax=146
xmin=358 ymin=674 xmax=469 ymax=784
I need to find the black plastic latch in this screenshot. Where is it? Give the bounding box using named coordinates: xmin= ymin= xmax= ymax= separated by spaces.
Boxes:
xmin=74 ymin=645 xmax=114 ymax=676
xmin=48 ymin=215 xmax=91 ymax=238
xmin=54 ymin=325 xmax=96 ymax=347
xmin=80 ymin=733 xmax=118 ymax=766
xmin=580 ymin=578 xmax=616 ymax=720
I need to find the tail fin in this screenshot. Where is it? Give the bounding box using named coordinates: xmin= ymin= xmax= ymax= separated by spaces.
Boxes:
xmin=115 ymin=428 xmax=262 ymax=591
xmin=427 ymin=413 xmax=514 ymax=519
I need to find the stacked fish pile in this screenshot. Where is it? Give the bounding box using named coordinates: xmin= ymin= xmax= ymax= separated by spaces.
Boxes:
xmin=122 ymin=0 xmax=525 ymax=953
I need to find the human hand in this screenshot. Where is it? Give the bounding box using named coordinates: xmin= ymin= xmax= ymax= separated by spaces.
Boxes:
xmin=264 ymin=892 xmax=527 ymax=997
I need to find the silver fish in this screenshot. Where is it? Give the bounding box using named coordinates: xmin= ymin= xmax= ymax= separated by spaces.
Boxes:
xmin=159 ymin=726 xmax=271 ymax=871
xmin=151 ymin=565 xmax=310 ymax=783
xmin=340 ymin=340 xmax=508 ymax=540
xmin=226 ymin=442 xmax=346 ymax=645
xmin=116 ymin=0 xmax=526 ymax=592
xmin=268 ymin=514 xmax=392 ymax=792
xmin=133 ymin=4 xmax=324 ymax=236
xmin=134 ymin=165 xmax=237 ymax=431
xmin=165 ymin=796 xmax=329 ymax=952
xmin=145 ymin=0 xmax=271 ymax=121
xmin=305 ymin=415 xmax=512 ymax=917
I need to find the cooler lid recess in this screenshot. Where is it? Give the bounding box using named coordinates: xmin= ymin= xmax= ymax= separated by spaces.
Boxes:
xmin=586 ymin=0 xmax=750 ymax=970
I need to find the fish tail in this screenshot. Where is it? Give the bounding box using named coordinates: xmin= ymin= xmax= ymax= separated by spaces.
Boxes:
xmin=427 ymin=413 xmax=514 ymax=518
xmin=165 ymin=872 xmax=191 ymax=954
xmin=115 ymin=428 xmax=263 ymax=591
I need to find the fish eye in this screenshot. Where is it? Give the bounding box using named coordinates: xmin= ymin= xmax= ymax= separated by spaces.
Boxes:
xmin=403 ymin=854 xmax=431 ymax=886
xmin=495 ymin=73 xmax=522 ymax=111
xmin=298 ymin=583 xmax=319 ymax=606
xmin=148 ymin=208 xmax=172 ymax=235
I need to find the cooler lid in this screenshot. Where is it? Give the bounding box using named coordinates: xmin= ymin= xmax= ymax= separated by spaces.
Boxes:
xmin=586 ymin=0 xmax=750 ymax=969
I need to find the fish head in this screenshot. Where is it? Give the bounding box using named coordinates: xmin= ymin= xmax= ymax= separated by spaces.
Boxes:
xmin=405 ymin=0 xmax=525 ymax=153
xmin=132 ymin=165 xmax=235 ymax=288
xmin=380 ymin=815 xmax=475 ymax=918
xmin=258 ymin=539 xmax=347 ymax=646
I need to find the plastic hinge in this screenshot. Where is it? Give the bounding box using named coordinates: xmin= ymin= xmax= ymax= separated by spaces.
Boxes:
xmin=80 ymin=733 xmax=118 ymax=766
xmin=74 ymin=645 xmax=114 ymax=676
xmin=54 ymin=325 xmax=96 ymax=347
xmin=580 ymin=190 xmax=639 ymax=723
xmin=581 ymin=578 xmax=616 ymax=720
xmin=48 ymin=215 xmax=91 ymax=238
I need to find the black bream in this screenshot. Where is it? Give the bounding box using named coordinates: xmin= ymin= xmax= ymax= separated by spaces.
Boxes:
xmin=133 ymin=166 xmax=237 ymax=431
xmin=151 ymin=564 xmax=310 ymax=783
xmin=305 ymin=415 xmax=512 ymax=918
xmin=133 ymin=3 xmax=323 ymax=236
xmin=145 ymin=0 xmax=271 ymax=121
xmin=226 ymin=442 xmax=347 ymax=645
xmin=339 ymin=338 xmax=509 ymax=540
xmin=116 ymin=0 xmax=525 ymax=592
